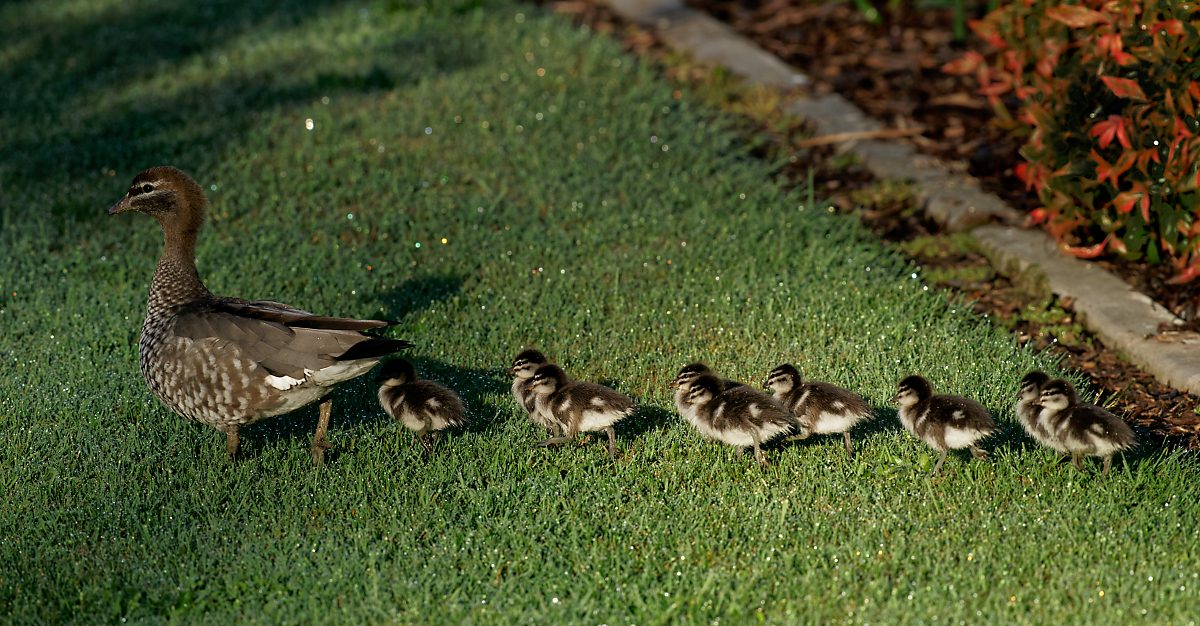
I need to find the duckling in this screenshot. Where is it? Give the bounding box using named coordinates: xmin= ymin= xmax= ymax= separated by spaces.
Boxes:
xmin=682 ymin=374 xmax=799 ymax=466
xmin=764 ymin=363 xmax=873 ymax=457
xmin=892 ymin=375 xmax=995 ymax=475
xmin=1032 ymin=379 xmax=1135 ymax=476
xmin=1015 ymin=370 xmax=1057 ymax=450
xmin=507 ymin=349 xmax=555 ymax=433
xmin=376 ymin=359 xmax=467 ymax=455
xmin=670 ymin=362 xmax=746 ymax=420
xmin=526 ymin=364 xmax=635 ymax=458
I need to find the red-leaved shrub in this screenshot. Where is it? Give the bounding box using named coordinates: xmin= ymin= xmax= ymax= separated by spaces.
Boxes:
xmin=945 ymin=1 xmax=1200 ymax=283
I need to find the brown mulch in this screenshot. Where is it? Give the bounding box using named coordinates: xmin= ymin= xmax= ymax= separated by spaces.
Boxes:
xmin=543 ymin=0 xmax=1200 ymax=447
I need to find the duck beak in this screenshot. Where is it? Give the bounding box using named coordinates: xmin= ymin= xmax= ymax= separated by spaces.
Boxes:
xmin=107 ymin=194 xmax=133 ymax=215
xmin=890 ymin=393 xmax=900 ymax=403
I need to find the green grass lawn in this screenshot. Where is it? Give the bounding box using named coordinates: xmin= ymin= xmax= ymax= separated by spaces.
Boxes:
xmin=2 ymin=1 xmax=1198 ymax=623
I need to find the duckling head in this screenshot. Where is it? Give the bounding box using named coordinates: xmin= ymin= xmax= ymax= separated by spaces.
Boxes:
xmin=684 ymin=373 xmax=723 ymax=407
xmin=508 ymin=349 xmax=548 ymax=379
xmin=1018 ymin=370 xmax=1050 ymax=401
xmin=672 ymin=362 xmax=714 ymax=389
xmin=1037 ymin=379 xmax=1078 ymax=411
xmin=376 ymin=358 xmax=417 ymax=387
xmin=528 ymin=363 xmax=567 ymax=395
xmin=892 ymin=375 xmax=932 ymax=408
xmin=764 ymin=363 xmax=801 ymax=393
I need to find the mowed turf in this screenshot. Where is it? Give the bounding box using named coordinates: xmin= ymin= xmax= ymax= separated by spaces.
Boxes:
xmin=2 ymin=1 xmax=1198 ymax=623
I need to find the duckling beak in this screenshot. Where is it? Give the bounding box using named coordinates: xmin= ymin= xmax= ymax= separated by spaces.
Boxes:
xmin=890 ymin=393 xmax=900 ymax=403
xmin=107 ymin=194 xmax=133 ymax=215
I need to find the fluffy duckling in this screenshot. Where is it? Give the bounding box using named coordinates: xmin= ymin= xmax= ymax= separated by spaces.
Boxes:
xmin=892 ymin=375 xmax=996 ymax=475
xmin=764 ymin=363 xmax=873 ymax=457
xmin=1015 ymin=370 xmax=1057 ymax=450
xmin=507 ymin=349 xmax=555 ymax=433
xmin=526 ymin=364 xmax=635 ymax=458
xmin=670 ymin=363 xmax=746 ymax=421
xmin=682 ymin=374 xmax=799 ymax=466
xmin=376 ymin=359 xmax=467 ymax=454
xmin=1032 ymin=379 xmax=1135 ymax=475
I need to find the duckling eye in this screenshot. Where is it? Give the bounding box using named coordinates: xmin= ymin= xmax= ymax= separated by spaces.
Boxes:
xmin=141 ymin=183 xmax=154 ymax=194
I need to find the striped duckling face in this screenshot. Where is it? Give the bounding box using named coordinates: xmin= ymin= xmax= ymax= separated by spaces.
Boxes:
xmin=684 ymin=374 xmax=722 ymax=406
xmin=1018 ymin=370 xmax=1050 ymax=402
xmin=892 ymin=375 xmax=932 ymax=408
xmin=528 ymin=363 xmax=566 ymax=396
xmin=376 ymin=358 xmax=418 ymax=387
xmin=763 ymin=363 xmax=801 ymax=395
xmin=508 ymin=349 xmax=548 ymax=381
xmin=672 ymin=363 xmax=713 ymax=391
xmin=1036 ymin=379 xmax=1077 ymax=412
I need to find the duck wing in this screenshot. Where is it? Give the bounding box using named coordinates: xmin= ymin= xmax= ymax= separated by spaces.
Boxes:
xmin=172 ymin=298 xmax=411 ymax=380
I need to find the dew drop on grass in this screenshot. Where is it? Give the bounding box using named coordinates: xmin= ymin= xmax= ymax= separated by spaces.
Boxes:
xmin=305 ymin=119 xmax=314 ymax=131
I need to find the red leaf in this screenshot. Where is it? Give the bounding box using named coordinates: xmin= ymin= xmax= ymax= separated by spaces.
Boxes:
xmin=1046 ymin=5 xmax=1109 ymax=28
xmin=1101 ymin=76 xmax=1148 ymax=100
xmin=1092 ymin=150 xmax=1135 ymax=186
xmin=1062 ymin=237 xmax=1110 ymax=259
xmin=1167 ymin=264 xmax=1200 ymax=285
xmin=1190 ymin=81 xmax=1200 ymax=101
xmin=1150 ymin=20 xmax=1185 ymax=36
xmin=1088 ymin=115 xmax=1130 ymax=149
xmin=942 ymin=51 xmax=984 ymax=75
xmin=1028 ymin=207 xmax=1049 ymax=225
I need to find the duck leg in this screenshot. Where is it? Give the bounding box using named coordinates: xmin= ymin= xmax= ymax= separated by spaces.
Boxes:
xmin=843 ymin=432 xmax=854 ymax=458
xmin=931 ymin=450 xmax=948 ymax=475
xmin=1101 ymin=455 xmax=1113 ymax=476
xmin=311 ymin=398 xmax=333 ymax=466
xmin=224 ymin=428 xmax=240 ymax=461
xmin=968 ymin=445 xmax=988 ymax=461
xmin=604 ymin=426 xmax=619 ymax=458
xmin=1072 ymin=453 xmax=1086 ymax=474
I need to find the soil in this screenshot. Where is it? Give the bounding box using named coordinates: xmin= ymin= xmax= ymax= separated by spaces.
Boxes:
xmin=542 ymin=0 xmax=1200 ymax=448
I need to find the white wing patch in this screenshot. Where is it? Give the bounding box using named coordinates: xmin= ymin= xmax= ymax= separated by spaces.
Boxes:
xmin=265 ymin=372 xmax=307 ymax=390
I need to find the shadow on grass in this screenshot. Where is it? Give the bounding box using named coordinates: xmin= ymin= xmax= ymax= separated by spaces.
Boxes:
xmin=376 ymin=274 xmax=467 ymax=322
xmin=0 ymin=0 xmax=484 ymax=219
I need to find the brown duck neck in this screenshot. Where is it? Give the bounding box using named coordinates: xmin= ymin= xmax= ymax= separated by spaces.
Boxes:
xmin=149 ymin=220 xmax=211 ymax=311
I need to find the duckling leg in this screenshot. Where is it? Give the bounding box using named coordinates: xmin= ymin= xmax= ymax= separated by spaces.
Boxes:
xmin=1072 ymin=453 xmax=1086 ymax=474
xmin=418 ymin=430 xmax=435 ymax=457
xmin=968 ymin=445 xmax=988 ymax=461
xmin=843 ymin=432 xmax=854 ymax=458
xmin=604 ymin=426 xmax=619 ymax=458
xmin=224 ymin=428 xmax=240 ymax=461
xmin=1101 ymin=455 xmax=1113 ymax=476
xmin=537 ymin=425 xmax=577 ymax=449
xmin=310 ymin=399 xmax=333 ymax=466
xmin=931 ymin=450 xmax=948 ymax=475
xmin=751 ymin=432 xmax=768 ymax=467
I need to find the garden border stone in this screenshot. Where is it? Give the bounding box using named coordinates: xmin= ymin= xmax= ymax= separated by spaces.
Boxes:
xmin=601 ymin=0 xmax=1200 ymax=396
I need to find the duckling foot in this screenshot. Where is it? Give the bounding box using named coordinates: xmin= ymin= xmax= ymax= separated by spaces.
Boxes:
xmin=310 ymin=399 xmax=334 ymax=467
xmin=1071 ymin=453 xmax=1087 ymax=474
xmin=843 ymin=432 xmax=855 ymax=458
xmin=1101 ymin=455 xmax=1114 ymax=476
xmin=416 ymin=432 xmax=436 ymax=458
xmin=752 ymin=443 xmax=770 ymax=467
xmin=537 ymin=435 xmax=573 ymax=449
xmin=224 ymin=429 xmax=240 ymax=462
xmin=968 ymin=445 xmax=989 ymax=461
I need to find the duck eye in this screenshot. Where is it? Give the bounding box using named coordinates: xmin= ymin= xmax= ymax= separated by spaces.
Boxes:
xmin=141 ymin=183 xmax=153 ymax=193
